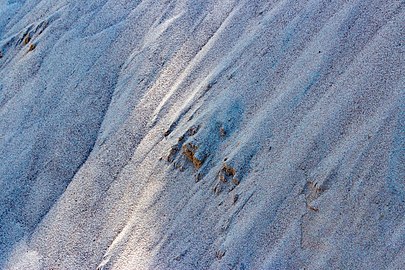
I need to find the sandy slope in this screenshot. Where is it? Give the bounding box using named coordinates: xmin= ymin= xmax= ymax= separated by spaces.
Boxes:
xmin=0 ymin=0 xmax=404 ymax=269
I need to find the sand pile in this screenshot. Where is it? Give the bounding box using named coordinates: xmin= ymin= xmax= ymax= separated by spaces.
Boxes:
xmin=0 ymin=0 xmax=404 ymax=269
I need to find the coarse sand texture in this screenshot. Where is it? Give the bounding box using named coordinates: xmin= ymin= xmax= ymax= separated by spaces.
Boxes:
xmin=0 ymin=0 xmax=404 ymax=269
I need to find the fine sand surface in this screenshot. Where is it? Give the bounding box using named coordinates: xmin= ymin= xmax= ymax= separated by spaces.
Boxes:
xmin=0 ymin=0 xmax=404 ymax=269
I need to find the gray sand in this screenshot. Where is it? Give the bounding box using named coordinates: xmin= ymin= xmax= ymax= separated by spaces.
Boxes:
xmin=0 ymin=0 xmax=404 ymax=269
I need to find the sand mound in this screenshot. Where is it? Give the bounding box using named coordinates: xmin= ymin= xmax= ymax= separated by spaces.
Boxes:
xmin=1 ymin=0 xmax=404 ymax=269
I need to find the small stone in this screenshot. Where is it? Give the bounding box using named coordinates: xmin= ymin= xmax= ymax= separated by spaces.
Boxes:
xmin=213 ymin=183 xmax=221 ymax=195
xmin=233 ymin=194 xmax=239 ymax=204
xmin=23 ymin=35 xmax=31 ymax=45
xmin=167 ymin=145 xmax=178 ymax=162
xmin=187 ymin=125 xmax=199 ymax=136
xmin=218 ymin=171 xmax=227 ymax=183
xmin=216 ymin=250 xmax=225 ymax=260
xmin=195 ymin=172 xmax=203 ymax=182
xmin=28 ymin=43 xmax=36 ymax=52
